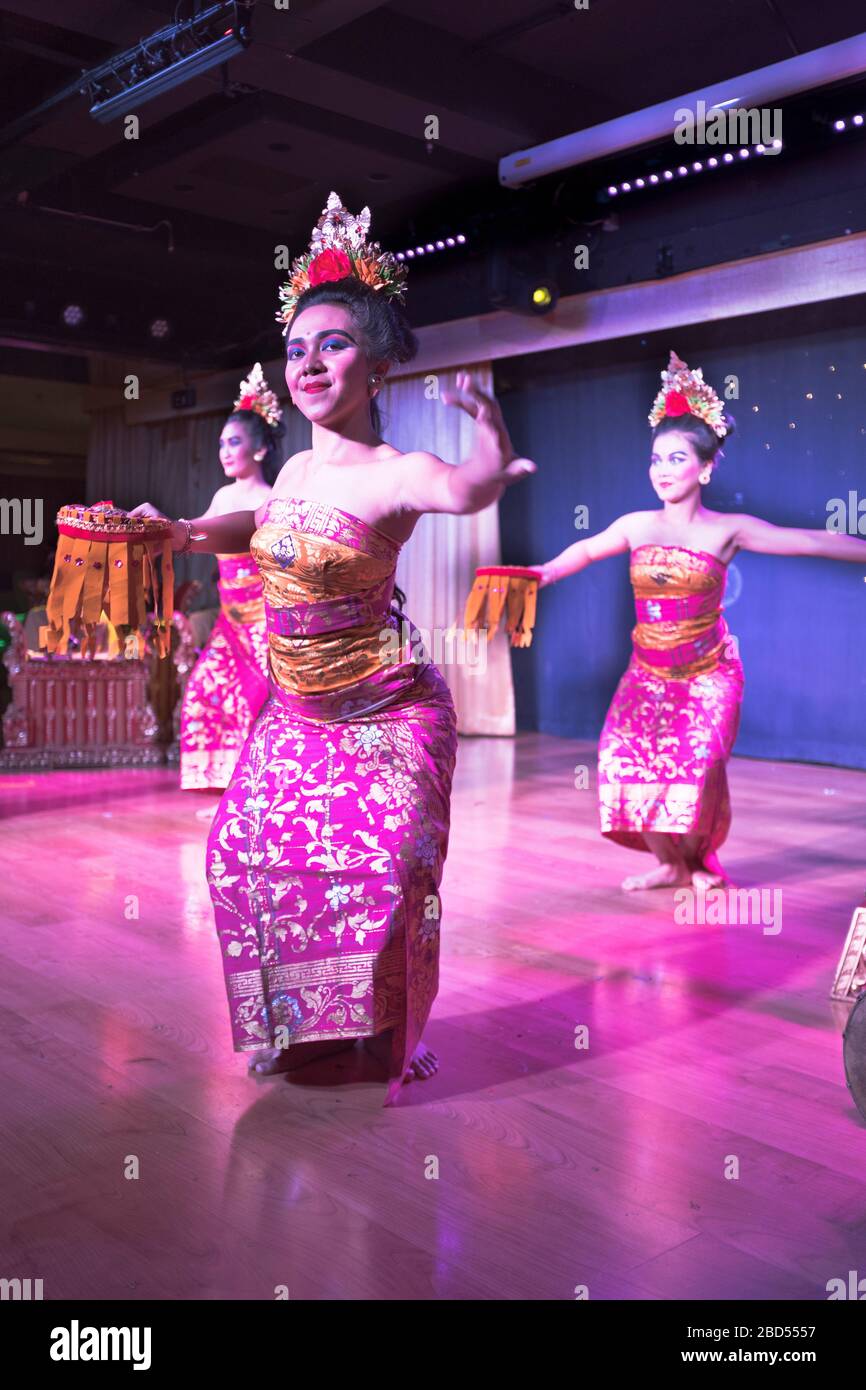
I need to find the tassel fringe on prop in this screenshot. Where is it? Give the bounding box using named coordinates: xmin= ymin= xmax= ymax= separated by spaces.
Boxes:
xmin=40 ymin=502 xmax=175 ymax=659
xmin=462 ymin=565 xmax=540 ymax=648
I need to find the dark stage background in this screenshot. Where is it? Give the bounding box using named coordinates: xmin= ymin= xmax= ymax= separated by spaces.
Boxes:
xmin=496 ymin=297 xmax=866 ymax=770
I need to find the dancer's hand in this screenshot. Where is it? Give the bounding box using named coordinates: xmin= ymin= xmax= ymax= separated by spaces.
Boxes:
xmin=129 ymin=501 xmax=168 ymax=522
xmin=440 ymin=371 xmax=537 ymax=485
xmin=129 ymin=502 xmax=186 ymax=553
xmin=531 ymin=564 xmax=555 ymax=589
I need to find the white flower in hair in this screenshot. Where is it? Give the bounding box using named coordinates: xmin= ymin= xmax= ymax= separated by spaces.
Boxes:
xmin=234 ymin=362 xmax=283 ymax=428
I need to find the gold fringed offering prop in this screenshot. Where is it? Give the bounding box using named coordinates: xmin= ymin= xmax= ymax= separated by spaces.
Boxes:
xmin=40 ymin=502 xmax=174 ymax=659
xmin=462 ymin=565 xmax=541 ymax=648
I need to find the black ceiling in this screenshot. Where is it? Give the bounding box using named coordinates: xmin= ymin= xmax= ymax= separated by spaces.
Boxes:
xmin=1 ymin=0 xmax=865 ymax=371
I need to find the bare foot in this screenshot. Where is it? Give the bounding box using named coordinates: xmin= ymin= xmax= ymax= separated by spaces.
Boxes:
xmin=247 ymin=1038 xmax=356 ymax=1076
xmin=691 ymin=865 xmax=726 ymax=891
xmin=622 ymin=862 xmax=691 ymax=892
xmin=692 ymin=845 xmax=733 ymax=889
xmin=402 ymin=1040 xmax=439 ymax=1083
xmin=362 ymin=1032 xmax=439 ymax=1084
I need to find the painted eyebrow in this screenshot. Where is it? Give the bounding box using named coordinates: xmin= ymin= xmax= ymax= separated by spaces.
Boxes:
xmin=286 ymin=329 xmax=357 ymax=346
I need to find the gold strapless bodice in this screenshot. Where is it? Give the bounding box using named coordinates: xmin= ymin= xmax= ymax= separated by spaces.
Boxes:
xmin=630 ymin=544 xmax=729 ymax=678
xmin=250 ymin=497 xmax=402 ymax=695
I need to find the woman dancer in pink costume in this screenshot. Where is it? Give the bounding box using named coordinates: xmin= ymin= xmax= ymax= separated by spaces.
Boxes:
xmin=135 ymin=192 xmax=534 ymax=1100
xmin=179 ymin=365 xmax=281 ymax=792
xmin=536 ymin=351 xmax=866 ymax=894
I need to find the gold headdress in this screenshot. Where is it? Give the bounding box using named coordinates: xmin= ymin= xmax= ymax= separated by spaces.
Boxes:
xmin=233 ymin=362 xmax=283 ymax=428
xmin=276 ymin=190 xmax=408 ymax=333
xmin=648 ymin=351 xmax=727 ymax=438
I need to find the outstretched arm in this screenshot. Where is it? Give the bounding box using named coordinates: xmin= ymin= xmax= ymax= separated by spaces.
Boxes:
xmin=129 ymin=503 xmax=257 ymax=554
xmin=534 ymin=515 xmax=632 ymax=587
xmin=396 ymin=371 xmax=536 ymax=517
xmin=734 ymin=514 xmax=866 ymax=562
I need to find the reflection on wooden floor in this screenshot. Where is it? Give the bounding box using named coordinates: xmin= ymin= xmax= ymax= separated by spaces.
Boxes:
xmin=1 ymin=733 xmax=864 ymax=1300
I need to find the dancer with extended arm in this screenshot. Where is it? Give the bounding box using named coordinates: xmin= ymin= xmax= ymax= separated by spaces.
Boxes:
xmin=134 ymin=192 xmax=535 ymax=1101
xmin=535 ymin=351 xmax=866 ymax=893
xmin=178 ymin=365 xmax=281 ymax=791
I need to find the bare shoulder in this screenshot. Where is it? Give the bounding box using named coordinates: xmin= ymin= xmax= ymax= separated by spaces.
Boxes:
xmin=270 ymin=450 xmax=313 ymax=496
xmin=614 ymin=510 xmax=657 ymax=545
xmin=207 ymin=484 xmax=242 ymax=517
xmin=397 ymin=448 xmax=447 ymax=472
xmin=705 ymin=509 xmax=745 ymax=549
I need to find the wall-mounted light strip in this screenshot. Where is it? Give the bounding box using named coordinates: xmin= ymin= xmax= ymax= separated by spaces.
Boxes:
xmin=604 ymin=140 xmax=783 ymax=198
xmin=395 ymin=234 xmax=467 ymax=262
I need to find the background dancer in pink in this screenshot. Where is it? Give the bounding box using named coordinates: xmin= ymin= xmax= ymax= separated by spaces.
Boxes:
xmin=179 ymin=365 xmax=282 ymax=791
xmin=134 ymin=192 xmax=535 ymax=1101
xmin=535 ymin=351 xmax=866 ymax=893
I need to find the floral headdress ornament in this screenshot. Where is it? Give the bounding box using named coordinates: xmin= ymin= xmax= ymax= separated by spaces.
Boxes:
xmin=276 ymin=190 xmax=408 ymax=334
xmin=233 ymin=362 xmax=283 ymax=428
xmin=648 ymin=350 xmax=727 ymax=439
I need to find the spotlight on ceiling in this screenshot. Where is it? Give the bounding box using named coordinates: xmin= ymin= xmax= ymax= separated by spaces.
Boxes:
xmin=529 ymin=283 xmax=558 ymax=314
xmin=149 ymin=318 xmax=171 ymax=340
xmin=63 ymin=304 xmax=85 ymax=327
xmin=486 ymin=247 xmax=559 ymax=317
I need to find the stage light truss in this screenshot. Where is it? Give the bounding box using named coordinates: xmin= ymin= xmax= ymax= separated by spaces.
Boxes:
xmin=394 ymin=234 xmax=467 ymax=262
xmin=604 ymin=140 xmax=783 ymax=198
xmin=83 ymin=1 xmax=252 ymax=124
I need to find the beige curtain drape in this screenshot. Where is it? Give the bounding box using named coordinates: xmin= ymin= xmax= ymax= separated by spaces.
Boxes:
xmin=380 ymin=362 xmax=515 ymax=736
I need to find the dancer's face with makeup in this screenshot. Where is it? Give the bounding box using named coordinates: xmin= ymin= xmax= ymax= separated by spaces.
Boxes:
xmin=219 ymin=418 xmax=262 ymax=480
xmin=649 ymin=430 xmax=706 ymax=502
xmin=285 ymin=303 xmax=378 ymax=425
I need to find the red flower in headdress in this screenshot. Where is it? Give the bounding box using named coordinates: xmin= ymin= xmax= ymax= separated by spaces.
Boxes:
xmin=664 ymin=390 xmax=691 ymax=417
xmin=238 ymin=394 xmax=256 ymax=411
xmin=308 ymin=248 xmax=352 ymax=285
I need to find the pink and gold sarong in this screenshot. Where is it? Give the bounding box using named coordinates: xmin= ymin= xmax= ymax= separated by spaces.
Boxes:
xmin=598 ymin=544 xmax=744 ymax=855
xmin=206 ymin=498 xmax=457 ymax=1105
xmin=179 ymin=552 xmax=270 ymax=790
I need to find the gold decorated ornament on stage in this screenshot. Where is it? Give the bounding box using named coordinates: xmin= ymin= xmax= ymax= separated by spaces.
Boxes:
xmin=276 ymin=190 xmax=408 ymax=331
xmin=648 ymin=350 xmax=728 ymax=438
xmin=234 ymin=361 xmax=283 ymax=427
xmin=462 ymin=565 xmax=540 ymax=648
xmin=40 ymin=502 xmax=175 ymax=660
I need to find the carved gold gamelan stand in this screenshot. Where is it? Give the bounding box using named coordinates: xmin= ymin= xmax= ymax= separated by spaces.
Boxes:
xmin=833 ymin=896 xmax=866 ymax=1123
xmin=0 ymin=610 xmax=197 ymax=771
xmin=830 ymin=897 xmax=866 ymax=1001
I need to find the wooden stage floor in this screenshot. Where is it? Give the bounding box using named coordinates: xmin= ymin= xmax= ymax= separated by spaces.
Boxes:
xmin=1 ymin=733 xmax=865 ymax=1301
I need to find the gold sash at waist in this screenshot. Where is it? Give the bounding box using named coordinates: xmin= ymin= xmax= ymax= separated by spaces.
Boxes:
xmin=268 ymin=621 xmax=395 ymax=694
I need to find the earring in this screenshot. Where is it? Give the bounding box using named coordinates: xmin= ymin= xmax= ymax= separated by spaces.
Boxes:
xmin=368 ymin=373 xmax=382 ymax=392
xmin=699 ymin=470 xmax=711 ymax=485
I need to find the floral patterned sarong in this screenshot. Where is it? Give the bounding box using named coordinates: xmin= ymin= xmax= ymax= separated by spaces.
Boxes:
xmin=180 ymin=552 xmax=270 ymax=790
xmin=206 ymin=499 xmax=458 ymax=1105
